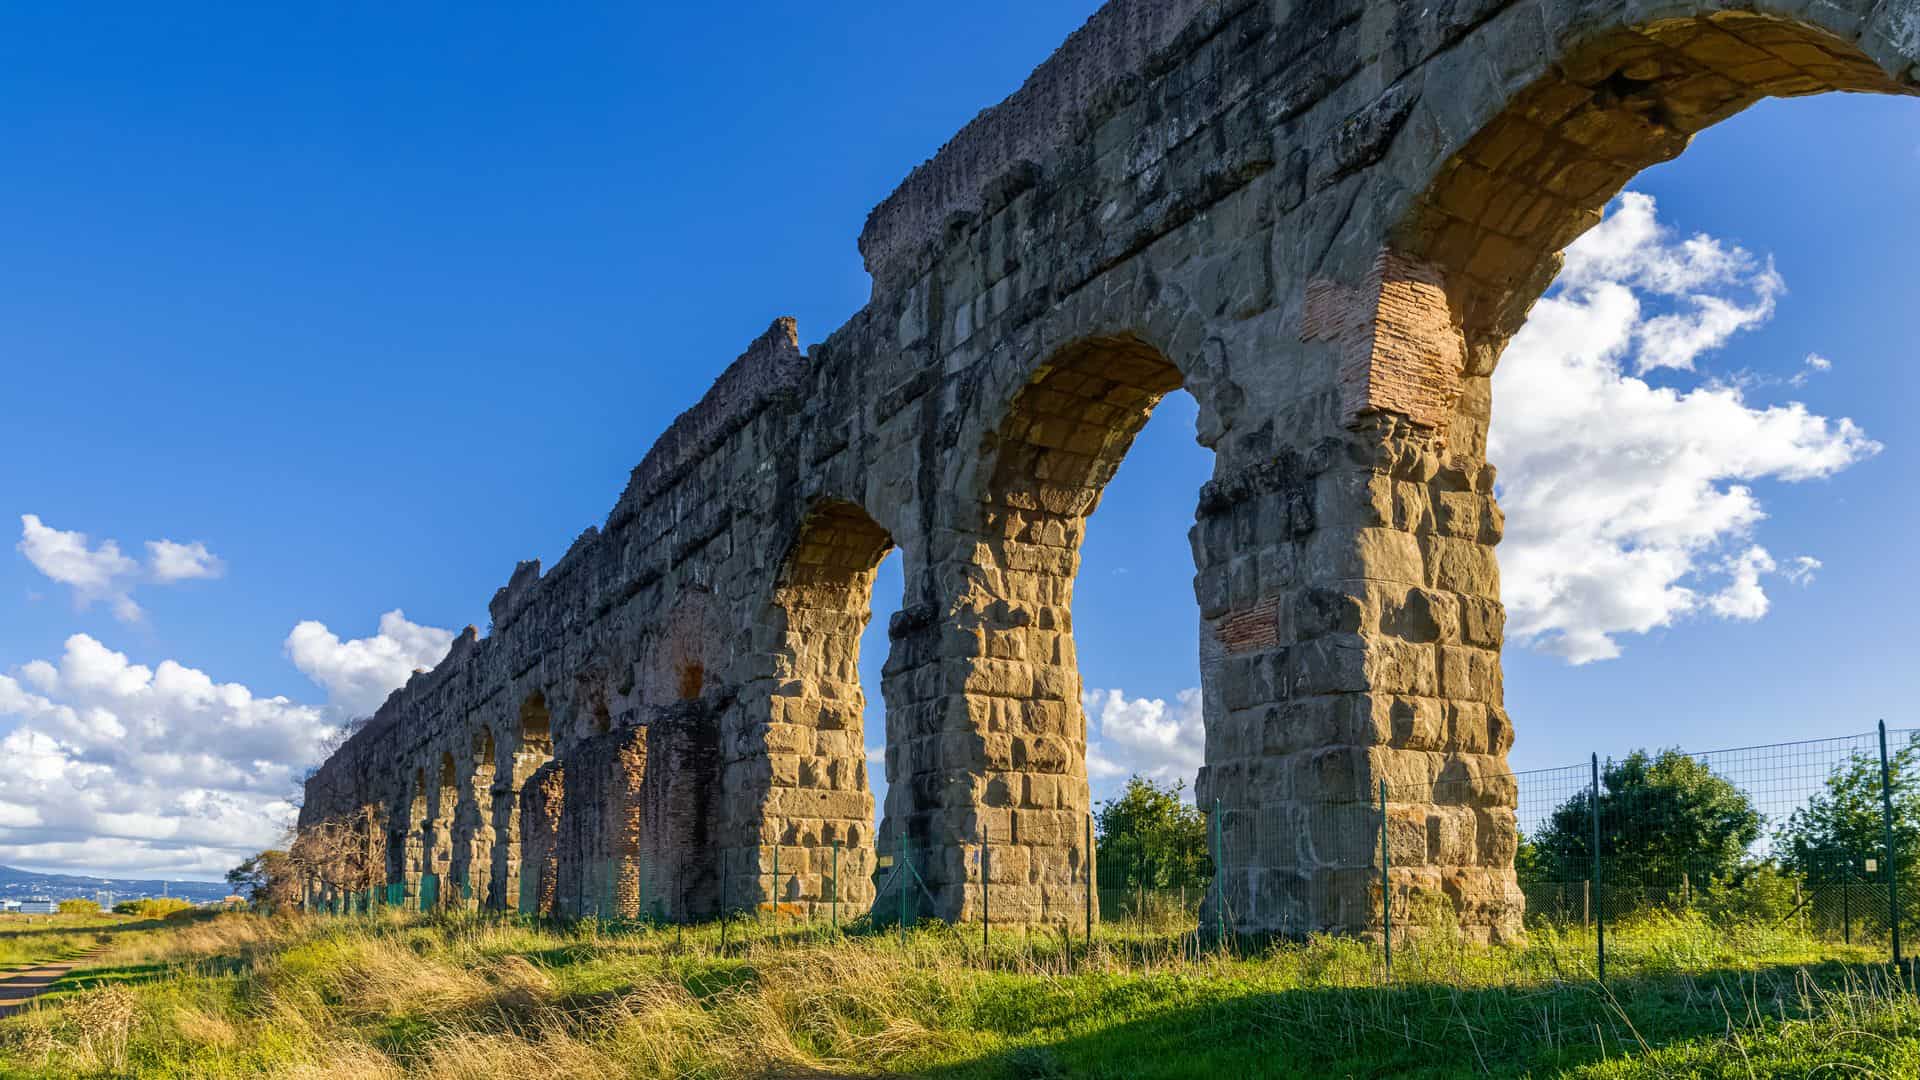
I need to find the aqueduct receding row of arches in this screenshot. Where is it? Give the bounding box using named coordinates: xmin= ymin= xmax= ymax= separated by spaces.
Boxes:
xmin=300 ymin=0 xmax=1919 ymax=938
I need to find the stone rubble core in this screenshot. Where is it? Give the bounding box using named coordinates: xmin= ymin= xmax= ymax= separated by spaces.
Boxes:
xmin=300 ymin=0 xmax=1919 ymax=941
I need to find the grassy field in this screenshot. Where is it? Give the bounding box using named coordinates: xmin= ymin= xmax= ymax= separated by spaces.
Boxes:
xmin=0 ymin=908 xmax=1913 ymax=1078
xmin=0 ymin=913 xmax=138 ymax=970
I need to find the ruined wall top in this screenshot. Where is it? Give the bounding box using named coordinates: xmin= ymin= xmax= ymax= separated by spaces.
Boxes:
xmin=856 ymin=0 xmax=1215 ymax=282
xmin=613 ymin=317 xmax=809 ymax=516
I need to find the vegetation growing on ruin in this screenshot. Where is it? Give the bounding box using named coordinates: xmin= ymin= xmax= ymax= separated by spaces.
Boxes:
xmin=0 ymin=909 xmax=1914 ymax=1078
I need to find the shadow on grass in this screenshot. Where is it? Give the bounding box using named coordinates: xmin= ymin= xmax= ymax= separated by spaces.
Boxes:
xmin=47 ymin=960 xmax=238 ymax=995
xmin=0 ymin=916 xmax=185 ymax=944
xmin=903 ymin=959 xmax=1911 ymax=1080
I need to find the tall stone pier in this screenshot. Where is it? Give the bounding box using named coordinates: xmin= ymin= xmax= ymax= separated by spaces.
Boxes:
xmin=302 ymin=0 xmax=1920 ymax=939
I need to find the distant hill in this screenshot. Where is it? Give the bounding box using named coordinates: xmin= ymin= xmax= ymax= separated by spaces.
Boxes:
xmin=0 ymin=864 xmax=232 ymax=905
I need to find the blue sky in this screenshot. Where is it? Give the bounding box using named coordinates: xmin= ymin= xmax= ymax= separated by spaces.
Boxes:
xmin=1 ymin=2 xmax=1914 ymax=879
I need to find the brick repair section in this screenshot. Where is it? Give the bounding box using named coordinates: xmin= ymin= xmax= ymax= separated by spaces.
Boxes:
xmin=1303 ymin=249 xmax=1465 ymax=432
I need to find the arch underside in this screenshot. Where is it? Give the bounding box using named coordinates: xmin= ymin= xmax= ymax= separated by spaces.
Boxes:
xmin=1404 ymin=15 xmax=1910 ymax=356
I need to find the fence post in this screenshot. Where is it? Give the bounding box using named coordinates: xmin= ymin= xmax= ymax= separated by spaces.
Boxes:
xmin=1879 ymin=720 xmax=1903 ymax=969
xmin=899 ymin=836 xmax=909 ymax=948
xmin=831 ymin=839 xmax=840 ymax=932
xmin=1591 ymin=752 xmax=1606 ymax=984
xmin=772 ymin=839 xmax=780 ymax=925
xmin=1085 ymin=813 xmax=1094 ymax=946
xmin=1379 ymin=778 xmax=1392 ymax=981
xmin=720 ymin=848 xmax=729 ymax=952
xmin=981 ymin=824 xmax=989 ymax=957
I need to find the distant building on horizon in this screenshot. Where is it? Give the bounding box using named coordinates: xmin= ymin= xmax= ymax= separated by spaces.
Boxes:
xmin=17 ymin=898 xmax=58 ymax=914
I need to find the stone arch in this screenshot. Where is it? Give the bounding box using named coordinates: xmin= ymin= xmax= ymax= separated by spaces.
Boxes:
xmin=888 ymin=333 xmax=1205 ymax=924
xmin=1275 ymin=10 xmax=1918 ymax=942
xmin=573 ymin=667 xmax=615 ymax=740
xmin=452 ymin=725 xmax=496 ymax=906
xmin=421 ymin=751 xmax=457 ymax=900
xmin=748 ymin=498 xmax=894 ymax=917
xmin=382 ymin=784 xmax=410 ymax=892
xmin=491 ymin=691 xmax=555 ymax=909
xmin=405 ymin=766 xmax=429 ymax=899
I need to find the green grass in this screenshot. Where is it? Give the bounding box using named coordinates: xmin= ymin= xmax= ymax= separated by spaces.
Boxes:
xmin=0 ymin=909 xmax=1912 ymax=1078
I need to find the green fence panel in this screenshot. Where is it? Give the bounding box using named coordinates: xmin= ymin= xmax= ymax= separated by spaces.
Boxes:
xmin=420 ymin=872 xmax=439 ymax=912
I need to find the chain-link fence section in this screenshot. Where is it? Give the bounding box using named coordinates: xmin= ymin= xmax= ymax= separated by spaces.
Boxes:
xmin=1364 ymin=722 xmax=1914 ymax=977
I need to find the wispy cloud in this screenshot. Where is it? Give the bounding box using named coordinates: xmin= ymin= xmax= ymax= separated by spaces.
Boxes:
xmin=16 ymin=515 xmax=226 ymax=622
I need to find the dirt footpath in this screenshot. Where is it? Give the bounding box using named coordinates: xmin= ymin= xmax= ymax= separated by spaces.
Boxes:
xmin=0 ymin=948 xmax=105 ymax=1018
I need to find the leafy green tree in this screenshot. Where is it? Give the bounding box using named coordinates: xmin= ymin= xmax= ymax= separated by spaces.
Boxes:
xmin=1514 ymin=836 xmax=1548 ymax=883
xmin=1095 ymin=776 xmax=1210 ymax=891
xmin=57 ymin=898 xmax=100 ymax=915
xmin=229 ymin=849 xmax=299 ymax=910
xmin=1526 ymin=749 xmax=1762 ymax=892
xmin=1779 ymin=734 xmax=1920 ymax=886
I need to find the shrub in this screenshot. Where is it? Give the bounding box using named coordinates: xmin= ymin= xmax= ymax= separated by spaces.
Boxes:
xmin=57 ymin=899 xmax=101 ymax=916
xmin=1095 ymin=776 xmax=1211 ymax=891
xmin=114 ymin=897 xmax=195 ymax=919
xmin=1701 ymin=862 xmax=1801 ymax=924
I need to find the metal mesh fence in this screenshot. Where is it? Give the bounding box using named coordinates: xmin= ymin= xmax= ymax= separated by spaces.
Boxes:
xmin=870 ymin=838 xmax=925 ymax=933
xmin=308 ymin=724 xmax=1914 ymax=978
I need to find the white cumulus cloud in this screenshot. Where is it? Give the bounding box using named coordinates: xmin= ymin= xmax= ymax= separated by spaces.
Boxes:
xmin=16 ymin=515 xmax=226 ymax=621
xmin=0 ymin=637 xmax=332 ymax=878
xmin=1083 ymin=687 xmax=1204 ymax=797
xmin=0 ymin=604 xmax=459 ymax=879
xmin=146 ymin=538 xmax=225 ymax=583
xmin=286 ymin=610 xmax=457 ymax=718
xmin=1491 ymin=192 xmax=1879 ymax=664
xmin=17 ymin=515 xmax=141 ymax=621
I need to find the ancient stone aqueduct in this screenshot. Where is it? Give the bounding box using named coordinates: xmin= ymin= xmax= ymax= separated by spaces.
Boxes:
xmin=302 ymin=0 xmax=1918 ymax=938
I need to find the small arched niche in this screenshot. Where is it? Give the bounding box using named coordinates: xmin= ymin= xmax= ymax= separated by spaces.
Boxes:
xmin=490 ymin=691 xmax=556 ymax=910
